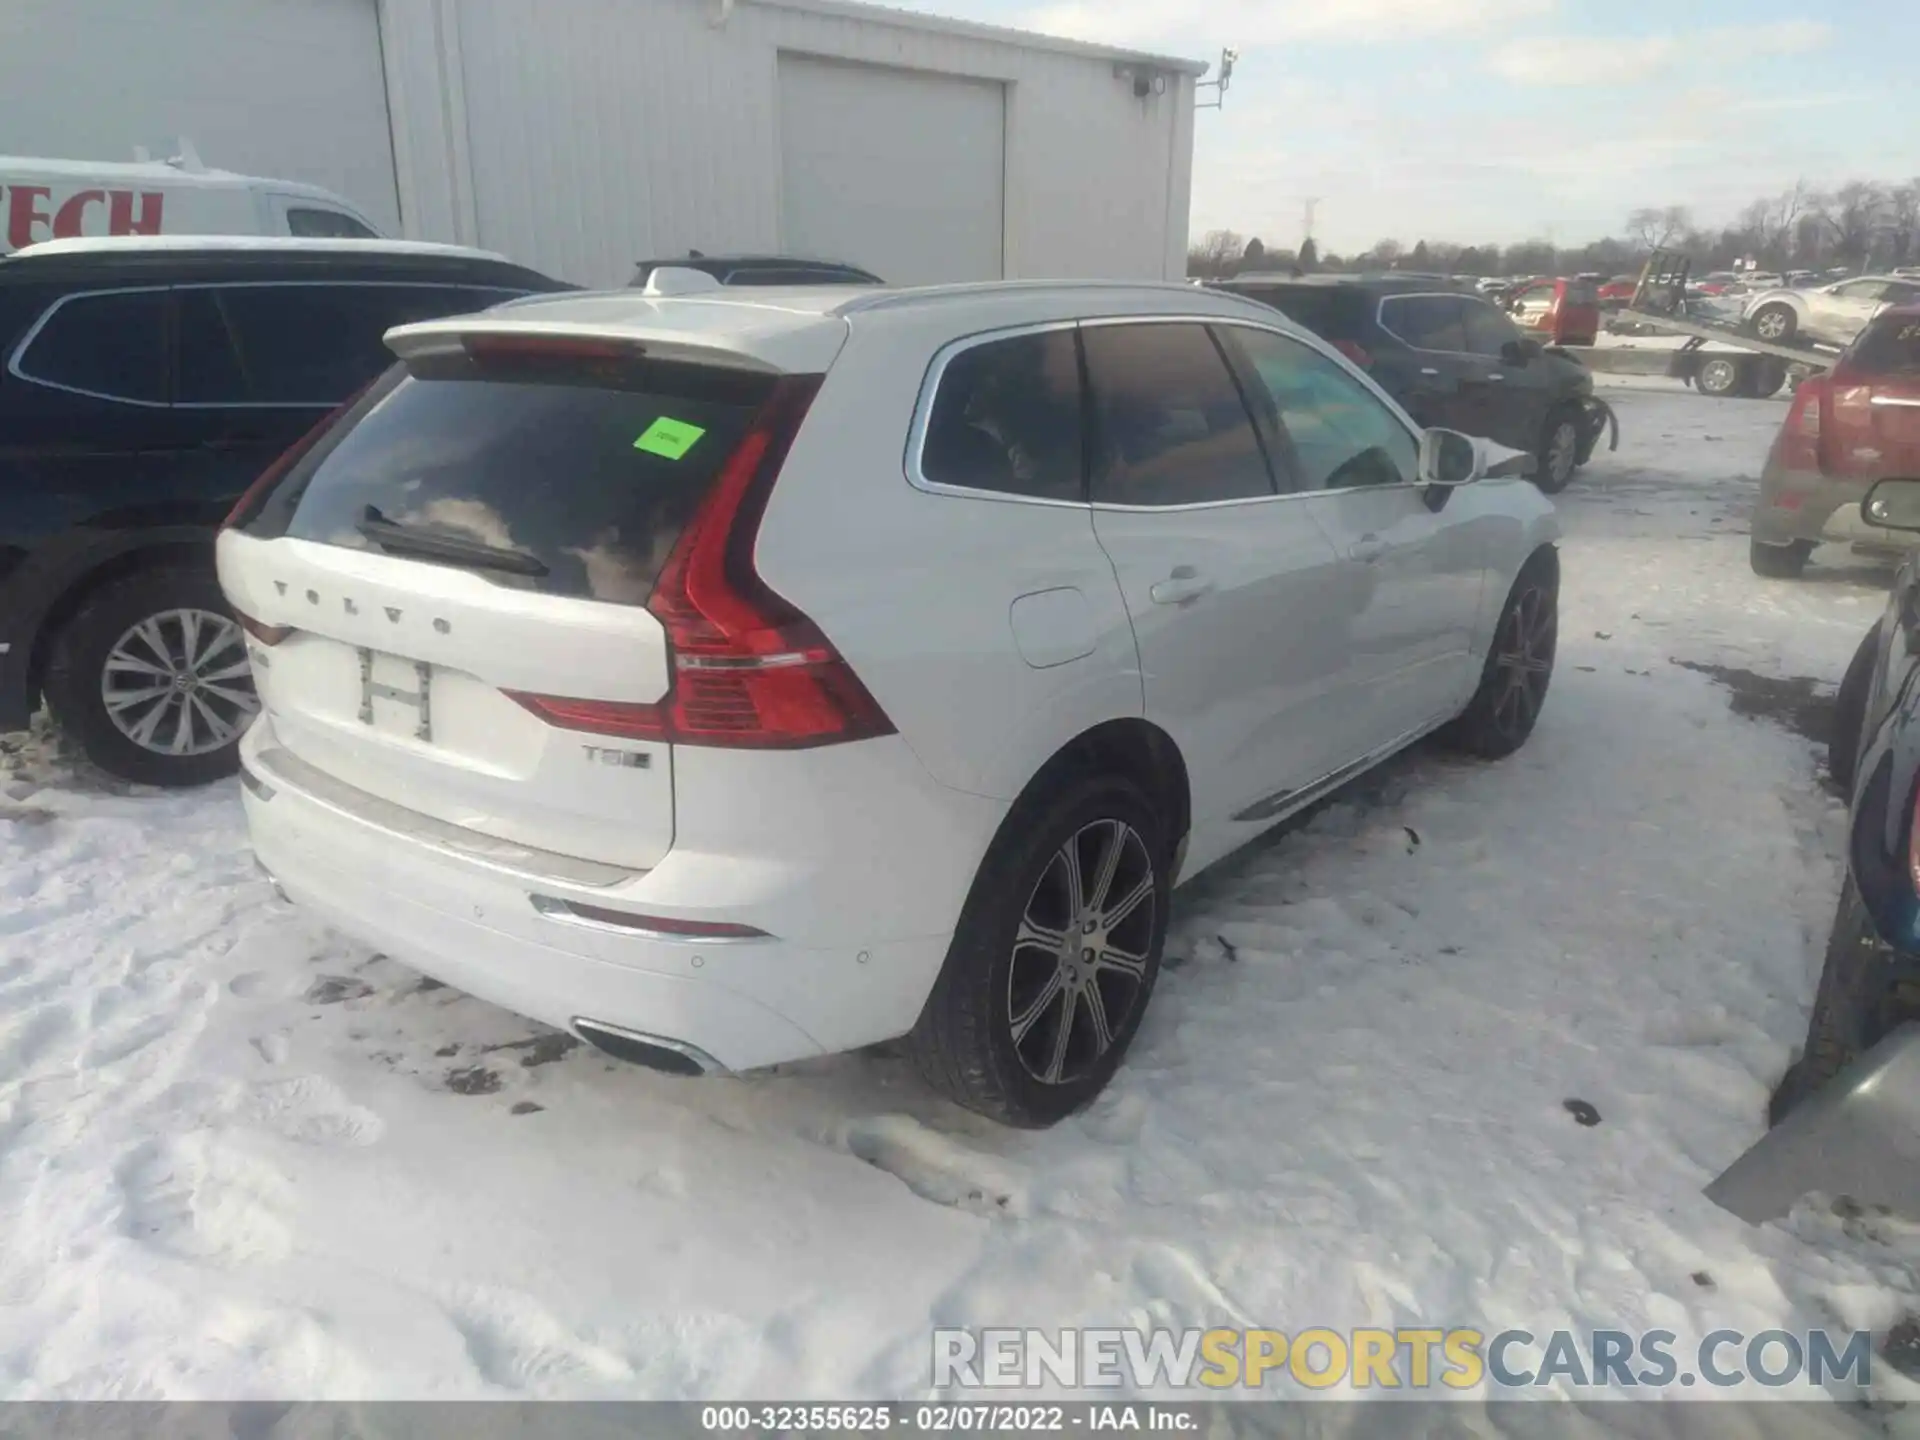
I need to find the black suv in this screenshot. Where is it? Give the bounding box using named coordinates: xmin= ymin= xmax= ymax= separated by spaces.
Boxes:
xmin=629 ymin=253 xmax=884 ymax=288
xmin=1215 ymin=274 xmax=1615 ymax=493
xmin=0 ymin=237 xmax=569 ymax=786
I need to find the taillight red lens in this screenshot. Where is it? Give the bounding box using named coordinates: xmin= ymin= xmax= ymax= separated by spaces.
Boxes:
xmin=1779 ymin=375 xmax=1829 ymax=472
xmin=1333 ymin=340 xmax=1372 ymax=368
xmin=221 ymin=382 xmax=373 ymax=532
xmin=507 ymin=374 xmax=897 ymax=751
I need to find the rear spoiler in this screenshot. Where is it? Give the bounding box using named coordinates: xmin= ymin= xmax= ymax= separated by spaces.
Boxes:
xmin=383 ymin=319 xmax=809 ymax=376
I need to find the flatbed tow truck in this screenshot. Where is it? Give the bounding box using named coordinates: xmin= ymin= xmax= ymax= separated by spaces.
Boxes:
xmin=1561 ymin=248 xmax=1838 ymax=399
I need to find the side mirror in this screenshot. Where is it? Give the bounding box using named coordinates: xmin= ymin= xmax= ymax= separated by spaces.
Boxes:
xmin=1501 ymin=338 xmax=1543 ymax=365
xmin=1419 ymin=429 xmax=1481 ymax=486
xmin=1862 ymin=479 xmax=1920 ymax=532
xmin=1420 ymin=428 xmax=1534 ymax=488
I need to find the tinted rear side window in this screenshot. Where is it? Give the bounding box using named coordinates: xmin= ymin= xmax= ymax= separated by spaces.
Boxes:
xmin=920 ymin=329 xmax=1085 ymax=502
xmin=1851 ymin=315 xmax=1920 ymax=374
xmin=247 ymin=359 xmax=775 ymax=605
xmin=201 ymin=285 xmax=520 ymax=406
xmin=177 ymin=285 xmax=524 ymax=405
xmin=1082 ymin=323 xmax=1274 ymax=506
xmin=1380 ymin=295 xmax=1466 ymax=352
xmin=1228 ymin=286 xmax=1369 ymax=343
xmin=17 ymin=290 xmax=168 ymax=403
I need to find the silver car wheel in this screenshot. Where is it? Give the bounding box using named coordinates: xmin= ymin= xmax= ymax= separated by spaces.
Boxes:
xmin=1006 ymin=818 xmax=1156 ymax=1086
xmin=101 ymin=608 xmax=258 ymax=757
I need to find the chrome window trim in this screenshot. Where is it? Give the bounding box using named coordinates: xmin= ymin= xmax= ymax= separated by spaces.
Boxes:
xmin=8 ymin=280 xmax=529 ymax=411
xmin=903 ymin=310 xmax=1431 ymax=512
xmin=903 ymin=317 xmax=1092 ymax=509
xmin=8 ymin=285 xmax=172 ymax=407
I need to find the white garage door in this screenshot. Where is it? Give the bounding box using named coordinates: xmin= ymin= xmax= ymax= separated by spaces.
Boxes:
xmin=0 ymin=0 xmax=399 ymax=233
xmin=778 ymin=55 xmax=1005 ymax=286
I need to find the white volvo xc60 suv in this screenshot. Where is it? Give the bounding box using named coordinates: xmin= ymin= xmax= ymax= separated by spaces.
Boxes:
xmin=217 ymin=279 xmax=1562 ymax=1126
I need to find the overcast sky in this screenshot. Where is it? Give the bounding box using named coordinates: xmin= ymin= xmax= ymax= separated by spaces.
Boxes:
xmin=882 ymin=0 xmax=1919 ymax=255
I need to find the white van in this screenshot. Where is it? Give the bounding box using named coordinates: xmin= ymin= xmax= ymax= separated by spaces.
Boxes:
xmin=0 ymin=154 xmax=385 ymax=255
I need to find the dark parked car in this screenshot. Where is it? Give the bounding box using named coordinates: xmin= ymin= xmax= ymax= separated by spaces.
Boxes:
xmin=0 ymin=235 xmax=569 ymax=786
xmin=1216 ymin=274 xmax=1616 ymax=493
xmin=629 ymin=253 xmax=884 ymax=288
xmin=1782 ymin=475 xmax=1920 ymax=1119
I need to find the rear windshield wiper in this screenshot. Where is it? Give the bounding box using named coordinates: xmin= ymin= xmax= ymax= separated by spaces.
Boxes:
xmin=356 ymin=506 xmax=548 ymax=578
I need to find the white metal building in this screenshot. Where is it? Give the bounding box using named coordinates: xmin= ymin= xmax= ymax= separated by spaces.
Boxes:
xmin=3 ymin=0 xmax=1204 ymax=288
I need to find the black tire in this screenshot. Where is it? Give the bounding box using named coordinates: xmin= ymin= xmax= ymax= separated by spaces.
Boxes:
xmin=1437 ymin=551 xmax=1557 ymax=759
xmin=1533 ymin=407 xmax=1582 ymax=495
xmin=43 ymin=566 xmax=256 ymax=788
xmin=1770 ymin=875 xmax=1920 ymax=1124
xmin=908 ymin=772 xmax=1171 ymax=1127
xmin=1829 ymin=625 xmax=1878 ymax=795
xmin=1750 ymin=303 xmax=1798 ymax=344
xmin=1750 ymin=358 xmax=1788 ymax=400
xmin=1696 ymin=356 xmax=1745 ymax=398
xmin=1748 ymin=536 xmax=1812 ymax=579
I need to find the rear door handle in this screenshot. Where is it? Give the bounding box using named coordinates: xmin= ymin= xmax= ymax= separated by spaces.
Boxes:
xmin=1484 ymin=372 xmax=1506 ymax=381
xmin=1349 ymin=537 xmax=1390 ymax=563
xmin=1419 ymin=366 xmax=1441 ymax=377
xmin=1149 ymin=567 xmax=1215 ymax=606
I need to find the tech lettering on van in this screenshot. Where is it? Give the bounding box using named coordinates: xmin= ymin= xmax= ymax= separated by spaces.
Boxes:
xmin=1 ymin=184 xmax=163 ymax=251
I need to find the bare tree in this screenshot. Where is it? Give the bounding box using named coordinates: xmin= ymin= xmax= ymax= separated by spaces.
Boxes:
xmin=1186 ymin=229 xmax=1247 ymax=278
xmin=1364 ymin=238 xmax=1404 ymax=268
xmin=1625 ymin=205 xmax=1692 ymax=253
xmin=1821 ymin=181 xmax=1890 ymax=267
xmin=1888 ymin=182 xmax=1920 ymax=268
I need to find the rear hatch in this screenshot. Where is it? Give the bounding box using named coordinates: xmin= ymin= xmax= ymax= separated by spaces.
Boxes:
xmin=1829 ymin=311 xmax=1920 ymax=482
xmin=218 ymin=333 xmax=802 ymax=870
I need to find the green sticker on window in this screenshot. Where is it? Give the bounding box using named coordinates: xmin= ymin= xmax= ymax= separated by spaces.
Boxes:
xmin=635 ymin=416 xmax=707 ymax=459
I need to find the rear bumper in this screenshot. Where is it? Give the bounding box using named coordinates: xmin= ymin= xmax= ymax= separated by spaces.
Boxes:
xmin=239 ymin=721 xmax=1003 ymax=1071
xmin=1752 ymin=461 xmax=1911 ymax=548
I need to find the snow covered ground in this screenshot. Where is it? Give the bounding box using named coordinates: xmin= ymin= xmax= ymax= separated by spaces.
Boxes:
xmin=3 ymin=376 xmax=1918 ymax=1409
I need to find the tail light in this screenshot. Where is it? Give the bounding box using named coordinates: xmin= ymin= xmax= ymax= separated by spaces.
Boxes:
xmin=221 ymin=382 xmax=374 ymax=533
xmin=508 ymin=375 xmax=897 ymax=750
xmin=1779 ymin=375 xmax=1830 ymax=473
xmin=1332 ymin=340 xmax=1372 ymax=369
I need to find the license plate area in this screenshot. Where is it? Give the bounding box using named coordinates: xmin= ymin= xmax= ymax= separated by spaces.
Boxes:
xmin=358 ymin=648 xmax=433 ymax=742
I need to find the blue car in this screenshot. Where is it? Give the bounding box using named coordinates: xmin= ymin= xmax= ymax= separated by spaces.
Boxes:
xmin=1778 ymin=476 xmax=1920 ymax=1119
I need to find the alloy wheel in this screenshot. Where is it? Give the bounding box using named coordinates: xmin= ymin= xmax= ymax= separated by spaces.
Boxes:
xmin=1756 ymin=310 xmax=1788 ymax=340
xmin=1007 ymin=818 xmax=1156 ymax=1086
xmin=101 ymin=608 xmax=258 ymax=757
xmin=1548 ymin=421 xmax=1578 ymax=486
xmin=1490 ymin=586 xmax=1555 ymax=740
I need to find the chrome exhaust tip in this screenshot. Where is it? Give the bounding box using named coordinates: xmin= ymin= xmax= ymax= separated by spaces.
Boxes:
xmin=572 ymin=1019 xmax=724 ymax=1077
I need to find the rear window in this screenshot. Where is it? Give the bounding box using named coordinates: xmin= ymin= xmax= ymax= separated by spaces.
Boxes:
xmin=1226 ymin=285 xmax=1369 ymax=343
xmin=287 ymin=208 xmax=380 ymax=239
xmin=1851 ymin=315 xmax=1920 ymax=375
xmin=1565 ymin=280 xmax=1599 ymax=305
xmin=243 ymin=356 xmax=776 ymax=605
